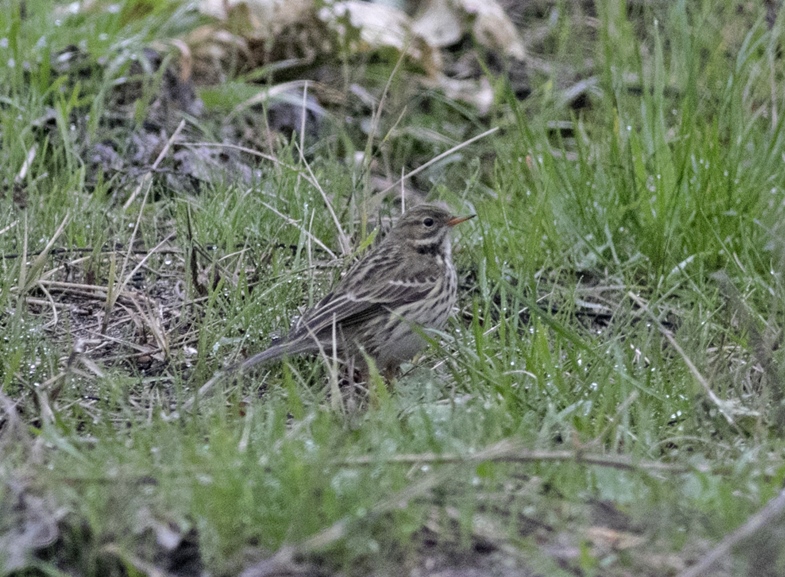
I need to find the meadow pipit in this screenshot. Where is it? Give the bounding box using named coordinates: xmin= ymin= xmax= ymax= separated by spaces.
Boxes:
xmin=240 ymin=203 xmax=474 ymax=379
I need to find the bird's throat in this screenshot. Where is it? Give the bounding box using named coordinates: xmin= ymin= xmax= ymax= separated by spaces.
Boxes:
xmin=415 ymin=242 xmax=442 ymax=256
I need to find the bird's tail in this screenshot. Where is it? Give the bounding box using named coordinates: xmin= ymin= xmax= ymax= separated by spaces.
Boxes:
xmin=238 ymin=338 xmax=322 ymax=372
xmin=182 ymin=339 xmax=319 ymax=412
xmin=238 ymin=342 xmax=291 ymax=372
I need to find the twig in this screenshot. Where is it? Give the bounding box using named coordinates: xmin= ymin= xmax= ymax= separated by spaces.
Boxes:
xmin=332 ymin=439 xmax=700 ymax=474
xmin=31 ymin=258 xmax=173 ymax=305
xmin=2 ymin=245 xmax=181 ymax=260
xmin=677 ymin=488 xmax=785 ymax=577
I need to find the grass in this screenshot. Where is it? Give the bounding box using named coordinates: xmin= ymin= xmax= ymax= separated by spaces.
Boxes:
xmin=2 ymin=0 xmax=785 ymax=575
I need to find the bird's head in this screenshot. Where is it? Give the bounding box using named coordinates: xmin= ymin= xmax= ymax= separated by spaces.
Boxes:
xmin=388 ymin=204 xmax=474 ymax=251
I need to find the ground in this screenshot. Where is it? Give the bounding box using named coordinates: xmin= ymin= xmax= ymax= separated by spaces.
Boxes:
xmin=2 ymin=1 xmax=785 ymax=576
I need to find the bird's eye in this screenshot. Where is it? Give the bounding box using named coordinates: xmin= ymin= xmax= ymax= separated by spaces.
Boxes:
xmin=423 ymin=217 xmax=434 ymax=227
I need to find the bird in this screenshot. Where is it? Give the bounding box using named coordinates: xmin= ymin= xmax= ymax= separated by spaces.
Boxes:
xmin=238 ymin=203 xmax=474 ymax=380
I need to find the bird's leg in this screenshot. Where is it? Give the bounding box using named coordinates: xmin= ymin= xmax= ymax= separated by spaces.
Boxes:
xmin=382 ymin=364 xmax=399 ymax=387
xmin=330 ymin=357 xmax=368 ymax=414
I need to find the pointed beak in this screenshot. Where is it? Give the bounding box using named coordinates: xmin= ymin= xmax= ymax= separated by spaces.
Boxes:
xmin=446 ymin=214 xmax=476 ymax=227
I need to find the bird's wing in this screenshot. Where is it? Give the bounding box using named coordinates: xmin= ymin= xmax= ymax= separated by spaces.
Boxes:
xmin=293 ymin=270 xmax=438 ymax=337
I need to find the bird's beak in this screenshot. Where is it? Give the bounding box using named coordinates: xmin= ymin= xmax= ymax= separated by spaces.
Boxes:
xmin=446 ymin=214 xmax=476 ymax=227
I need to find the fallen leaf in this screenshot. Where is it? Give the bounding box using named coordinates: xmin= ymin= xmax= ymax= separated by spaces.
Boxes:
xmin=411 ymin=0 xmax=463 ymax=48
xmin=199 ymin=0 xmax=314 ymax=41
xmin=461 ymin=0 xmax=525 ymax=60
xmin=413 ymin=0 xmax=525 ymax=60
xmin=586 ymin=526 xmax=647 ymax=551
xmin=319 ymin=1 xmax=442 ymax=76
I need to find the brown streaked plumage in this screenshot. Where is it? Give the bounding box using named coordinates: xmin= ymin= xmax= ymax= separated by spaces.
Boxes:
xmin=240 ymin=203 xmax=474 ymax=378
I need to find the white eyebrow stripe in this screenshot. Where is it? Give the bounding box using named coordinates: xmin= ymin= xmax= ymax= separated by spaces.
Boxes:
xmin=388 ymin=279 xmax=429 ymax=287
